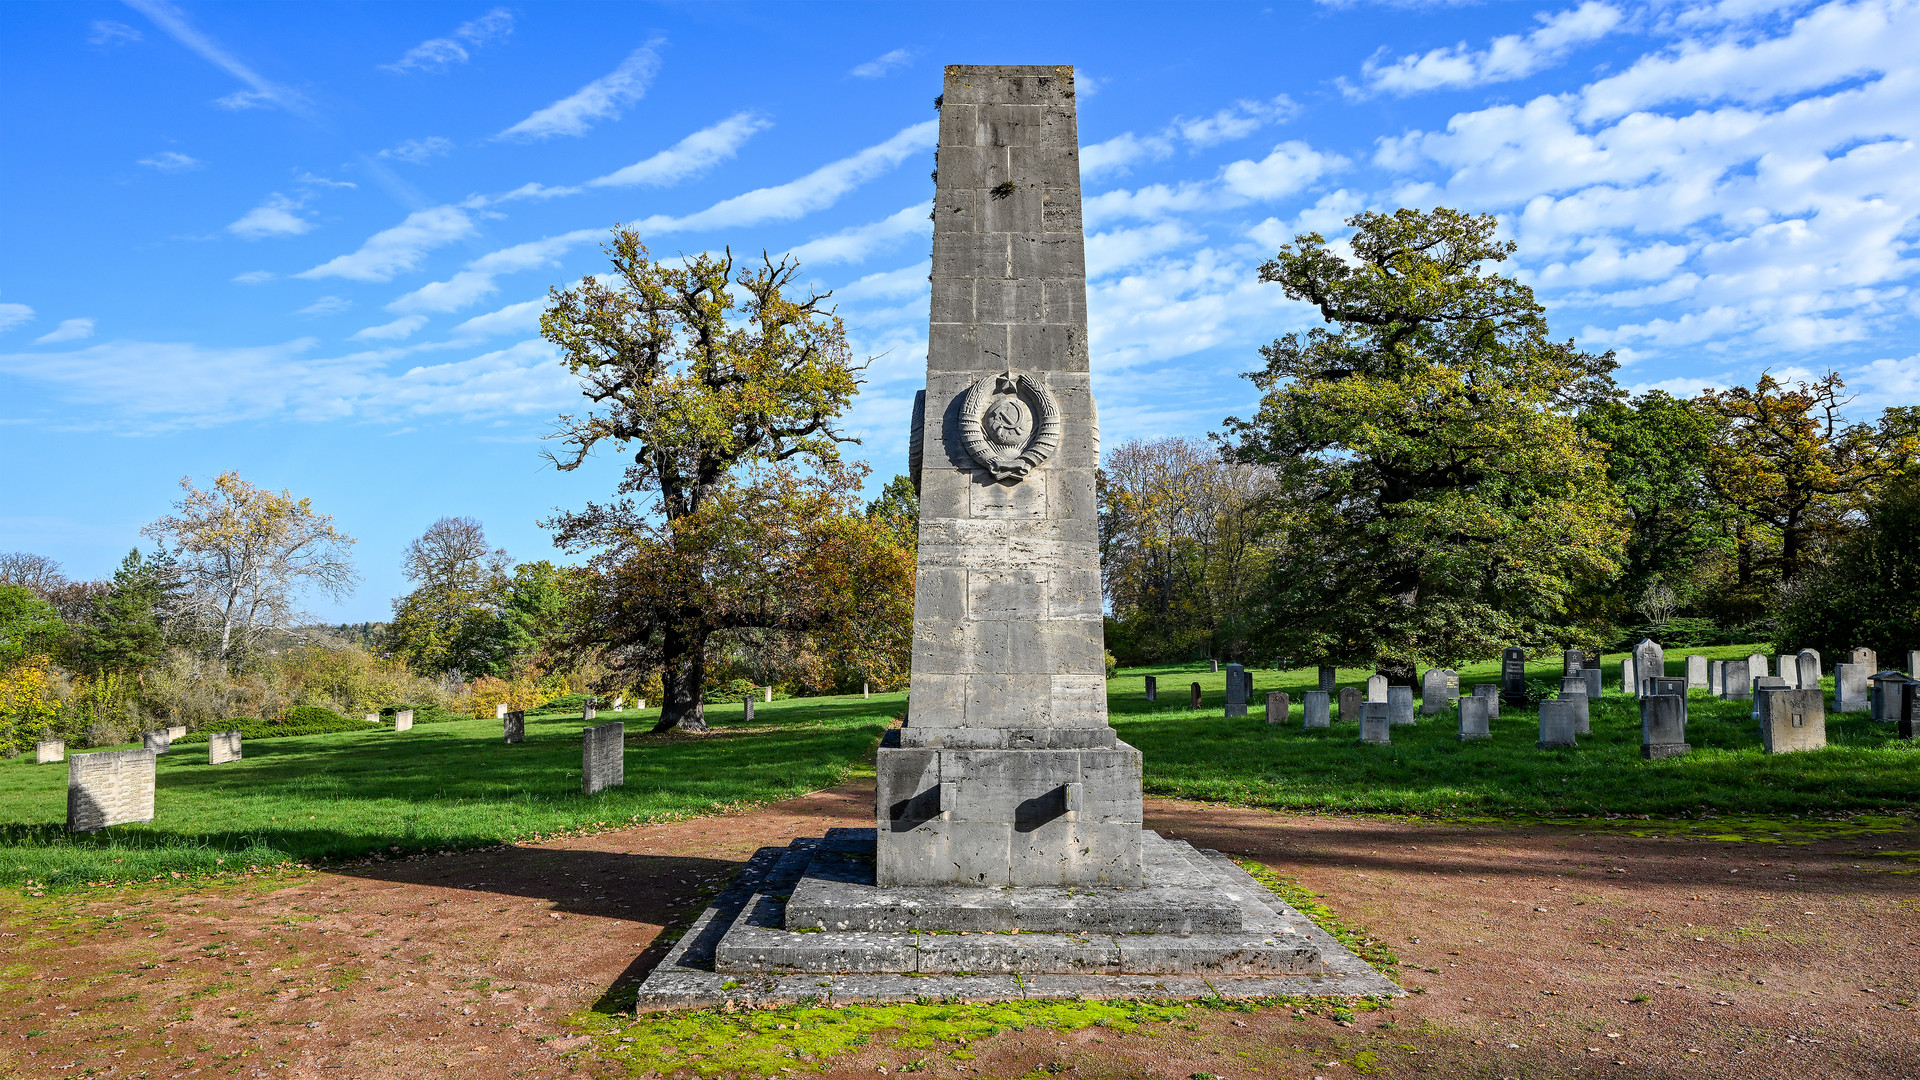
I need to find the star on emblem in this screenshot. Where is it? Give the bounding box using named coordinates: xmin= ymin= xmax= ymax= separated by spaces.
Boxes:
xmin=995 ymin=370 xmax=1020 ymax=394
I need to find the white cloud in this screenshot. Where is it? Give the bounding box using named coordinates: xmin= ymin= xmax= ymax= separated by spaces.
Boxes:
xmin=451 ymin=299 xmax=544 ymax=338
xmin=1087 ymin=222 xmax=1205 ymax=278
xmin=589 ymin=111 xmax=770 ymax=188
xmin=1221 ymin=141 xmax=1346 ymax=200
xmin=495 ymin=40 xmax=663 ymax=141
xmin=124 ymin=0 xmax=310 ymax=115
xmin=0 ymin=302 xmax=35 ymax=333
xmin=227 ymin=193 xmax=312 ymax=239
xmin=1079 ymin=96 xmax=1297 ymax=180
xmin=386 ymin=228 xmax=599 ymax=314
xmin=350 ymin=315 xmax=429 ymax=341
xmin=786 ymin=203 xmax=931 ymax=266
xmin=834 ymin=261 xmax=931 ymax=303
xmin=35 ymin=318 xmax=95 ymax=344
xmin=850 ymin=49 xmax=912 ymax=79
xmin=297 ymin=206 xmax=476 ymax=283
xmin=89 ymin=20 xmax=142 ymax=46
xmin=138 ymin=150 xmax=203 ymax=172
xmin=379 ymin=137 xmax=453 ymax=164
xmin=383 ymin=7 xmax=513 ymax=73
xmin=231 ymin=270 xmax=276 ymax=285
xmin=1358 ymin=1 xmax=1625 ymax=96
xmin=633 ymin=120 xmax=938 ymax=234
xmin=1087 ymin=142 xmax=1346 ymax=228
xmin=1080 ymin=132 xmax=1175 ymax=180
xmin=296 ymin=296 xmax=352 ymax=317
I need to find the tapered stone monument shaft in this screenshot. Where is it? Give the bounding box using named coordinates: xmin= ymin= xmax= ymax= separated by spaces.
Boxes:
xmin=878 ymin=65 xmax=1143 ymax=888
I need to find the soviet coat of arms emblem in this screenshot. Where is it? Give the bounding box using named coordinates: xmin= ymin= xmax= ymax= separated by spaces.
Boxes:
xmin=958 ymin=370 xmax=1062 ymax=481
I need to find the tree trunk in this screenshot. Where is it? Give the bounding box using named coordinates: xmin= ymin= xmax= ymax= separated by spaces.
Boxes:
xmin=653 ymin=624 xmax=709 ymax=733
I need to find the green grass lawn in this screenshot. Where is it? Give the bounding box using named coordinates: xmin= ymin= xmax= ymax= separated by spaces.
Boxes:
xmin=0 ymin=694 xmax=901 ymax=890
xmin=1113 ymin=644 xmax=1919 ymax=817
xmin=5 ymin=643 xmax=1915 ymax=893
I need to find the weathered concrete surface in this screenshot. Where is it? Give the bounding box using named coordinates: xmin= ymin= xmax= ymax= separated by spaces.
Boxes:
xmin=582 ymin=721 xmax=624 ymax=794
xmin=208 ymin=730 xmax=242 ymax=764
xmin=1758 ymin=687 xmax=1826 ymax=753
xmin=1640 ymin=694 xmax=1690 ymax=760
xmin=1458 ymin=695 xmax=1491 ymax=740
xmin=68 ymin=748 xmax=156 ymax=833
xmin=36 ymin=739 xmax=64 ymax=764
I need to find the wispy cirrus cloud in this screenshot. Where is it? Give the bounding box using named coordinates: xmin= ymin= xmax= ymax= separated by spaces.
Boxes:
xmin=350 ymin=315 xmax=429 ymax=341
xmin=386 ymin=228 xmax=600 ymax=315
xmin=138 ymin=150 xmax=204 ymax=172
xmin=850 ymin=49 xmax=913 ymax=78
xmin=383 ymin=8 xmax=513 ymax=73
xmin=0 ymin=302 xmax=34 ymax=334
xmin=493 ymin=112 xmax=770 ymax=202
xmin=1081 ymin=96 xmax=1297 ymax=178
xmin=786 ymin=203 xmax=931 ymax=267
xmin=227 ymin=193 xmax=313 ymax=239
xmin=495 ymin=39 xmax=664 ymax=141
xmin=88 ymin=20 xmax=142 ymax=46
xmin=297 ymin=206 xmax=476 ymax=282
xmin=1353 ymin=1 xmax=1625 ymax=97
xmin=123 ymin=0 xmax=311 ymax=114
xmin=35 ymin=318 xmax=96 ymax=344
xmin=379 ymin=136 xmax=454 ymax=164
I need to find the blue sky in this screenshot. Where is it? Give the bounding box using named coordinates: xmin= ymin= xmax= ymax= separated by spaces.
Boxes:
xmin=3 ymin=0 xmax=1917 ymax=622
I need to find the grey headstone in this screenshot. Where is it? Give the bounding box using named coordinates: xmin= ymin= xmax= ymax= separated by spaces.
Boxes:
xmin=1685 ymin=655 xmax=1708 ymax=690
xmin=1501 ymin=648 xmax=1528 ymax=705
xmin=1633 ymin=638 xmax=1665 ymax=694
xmin=1647 ymin=675 xmax=1686 ymax=700
xmin=1338 ymin=686 xmax=1362 ymax=722
xmin=1458 ymin=695 xmax=1491 ymax=740
xmin=393 ymin=710 xmax=413 ymax=732
xmin=582 ymin=722 xmax=625 ymax=794
xmin=495 ymin=702 xmax=509 ymax=720
xmin=584 ymin=701 xmax=598 ymax=722
xmin=1902 ymin=682 xmax=1918 ymax=740
xmin=36 ymin=739 xmax=65 ymax=764
xmin=1366 ymin=674 xmax=1388 ymax=703
xmin=1869 ymin=671 xmax=1913 ymax=722
xmin=765 ymin=686 xmax=774 ymax=703
xmin=1263 ymin=691 xmax=1289 ymax=724
xmin=1224 ymin=664 xmax=1247 ymax=717
xmin=1473 ymin=683 xmax=1501 ymax=719
xmin=1420 ymin=668 xmax=1457 ymax=714
xmin=1833 ymin=663 xmax=1869 ymax=712
xmin=1317 ymin=665 xmax=1336 ymax=693
xmin=1189 ymin=682 xmax=1203 ymax=710
xmin=504 ymin=711 xmax=525 ymax=744
xmin=167 ymin=725 xmax=186 ymax=740
xmin=1210 ymin=660 xmax=1219 ymax=673
xmin=1582 ymin=666 xmax=1602 ymax=701
xmin=1302 ymin=690 xmax=1330 ymax=729
xmin=1387 ymin=685 xmax=1414 ymax=726
xmin=142 ymin=730 xmax=170 ymax=755
xmin=1721 ymin=658 xmax=1751 ymax=700
xmin=1746 ymin=653 xmax=1768 ymax=689
xmin=1909 ymin=650 xmax=1920 ymax=679
xmin=1558 ymin=678 xmax=1590 ymax=735
xmin=1563 ymin=649 xmax=1585 ymax=676
xmin=1850 ymin=647 xmax=1876 ymax=670
xmin=743 ymin=696 xmax=754 ymax=722
xmin=1799 ymin=649 xmax=1823 ymax=679
xmin=1757 ymin=688 xmax=1825 ymax=753
xmin=1537 ymin=700 xmax=1579 ymax=748
xmin=1639 ymin=695 xmax=1689 ymax=759
xmin=1143 ymin=675 xmax=1156 ymax=702
xmin=1359 ymin=702 xmax=1391 ymax=744
xmin=208 ymin=730 xmax=242 ymax=764
xmin=612 ymin=696 xmax=625 ymax=711
xmin=1776 ymin=654 xmax=1798 ymax=688
xmin=1708 ymin=660 xmax=1724 ymax=696
xmin=365 ymin=712 xmax=378 ymax=725
xmin=1796 ymin=652 xmax=1821 ymax=691
xmin=1621 ymin=658 xmax=1637 ymax=698
xmin=68 ymin=748 xmax=156 ymax=833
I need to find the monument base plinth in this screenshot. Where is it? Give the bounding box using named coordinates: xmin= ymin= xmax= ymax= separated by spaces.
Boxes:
xmin=633 ymin=828 xmax=1401 ymax=1008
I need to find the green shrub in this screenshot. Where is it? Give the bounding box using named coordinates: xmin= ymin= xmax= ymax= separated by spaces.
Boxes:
xmin=540 ymin=692 xmax=595 ymax=713
xmin=383 ymin=702 xmax=464 ymax=724
xmin=700 ymin=678 xmax=757 ymax=705
xmin=170 ymin=713 xmax=369 ymax=744
xmin=282 ymin=704 xmax=350 ymax=726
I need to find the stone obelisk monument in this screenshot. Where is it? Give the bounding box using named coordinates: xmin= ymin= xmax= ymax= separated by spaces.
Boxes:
xmin=881 ymin=63 xmax=1143 ymax=888
xmin=634 ymin=66 xmax=1395 ymax=1005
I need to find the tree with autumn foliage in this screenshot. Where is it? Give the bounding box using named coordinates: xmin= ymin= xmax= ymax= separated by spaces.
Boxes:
xmin=1225 ymin=208 xmax=1627 ymax=680
xmin=541 ymin=228 xmax=911 ymax=731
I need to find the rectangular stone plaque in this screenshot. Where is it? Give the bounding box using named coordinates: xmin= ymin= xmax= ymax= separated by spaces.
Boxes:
xmin=68 ymin=749 xmax=155 ymax=833
xmin=1558 ymin=679 xmax=1590 ymax=735
xmin=1582 ymin=666 xmax=1601 ymax=701
xmin=495 ymin=703 xmax=509 ymax=719
xmin=1640 ymin=695 xmax=1689 ymax=759
xmin=1458 ymin=695 xmax=1491 ymax=740
xmin=1757 ymin=688 xmax=1825 ymax=753
xmin=208 ymin=730 xmax=242 ymax=764
xmin=1563 ymin=649 xmax=1584 ymax=676
xmin=1387 ymin=685 xmax=1414 ymax=726
xmin=1722 ymin=659 xmax=1751 ymax=700
xmin=393 ymin=711 xmax=413 ymax=732
xmin=1264 ymin=691 xmax=1289 ymax=724
xmin=1224 ymin=664 xmax=1247 ymax=717
xmin=1359 ymin=702 xmax=1390 ymax=744
xmin=1143 ymin=675 xmax=1156 ymax=702
xmin=1338 ymin=686 xmax=1361 ymax=723
xmin=582 ymin=721 xmax=625 ymax=794
xmin=1366 ymin=674 xmax=1387 ymax=703
xmin=1686 ymin=655 xmax=1708 ymax=690
xmin=37 ymin=739 xmax=65 ymax=764
xmin=1189 ymin=682 xmax=1202 ymax=710
xmin=504 ymin=711 xmax=525 ymax=743
xmin=1302 ymin=690 xmax=1329 ymax=729
xmin=1317 ymin=665 xmax=1336 ymax=693
xmin=1501 ymin=648 xmax=1527 ymax=704
xmin=1538 ymin=700 xmax=1578 ymax=748
xmin=1473 ymin=682 xmax=1501 ymax=719
xmin=1833 ymin=663 xmax=1869 ymax=712
xmin=142 ymin=730 xmax=170 ymax=755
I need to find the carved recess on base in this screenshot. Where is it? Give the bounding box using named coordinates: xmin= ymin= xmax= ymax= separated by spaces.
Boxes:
xmin=958 ymin=371 xmax=1062 ymax=481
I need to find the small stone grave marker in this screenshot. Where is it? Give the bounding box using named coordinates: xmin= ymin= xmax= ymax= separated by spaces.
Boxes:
xmin=1225 ymin=664 xmax=1247 ymax=717
xmin=393 ymin=711 xmax=413 ymax=732
xmin=1366 ymin=674 xmax=1388 ymax=703
xmin=1143 ymin=675 xmax=1157 ymax=702
xmin=1264 ymin=691 xmax=1289 ymax=724
xmin=68 ymin=748 xmax=155 ymax=833
xmin=496 ymin=703 xmax=509 ymax=720
xmin=1303 ymin=691 xmax=1330 ymax=729
xmin=1640 ymin=695 xmax=1689 ymax=759
xmin=1796 ymin=652 xmax=1821 ymax=692
xmin=37 ymin=739 xmax=65 ymax=764
xmin=1564 ymin=649 xmax=1585 ymax=676
xmin=1360 ymin=702 xmax=1391 ymax=744
xmin=743 ymin=696 xmax=754 ymax=722
xmin=1708 ymin=660 xmax=1723 ymax=696
xmin=1188 ymin=682 xmax=1203 ymax=710
xmin=1909 ymin=650 xmax=1920 ymax=679
xmin=1686 ymin=655 xmax=1708 ymax=690
xmin=1387 ymin=685 xmax=1414 ymax=726
xmin=1833 ymin=663 xmax=1869 ymax=712
xmin=1473 ymin=683 xmax=1501 ymax=720
xmin=1558 ymin=677 xmax=1590 ymax=735
xmin=365 ymin=712 xmax=378 ymax=725
xmin=1850 ymin=647 xmax=1876 ymax=669
xmin=1210 ymin=660 xmax=1219 ymax=673
xmin=1869 ymin=671 xmax=1913 ymax=721
xmin=1338 ymin=686 xmax=1361 ymax=722
xmin=1634 ymin=639 xmax=1665 ymax=694
xmin=1501 ymin=648 xmax=1527 ymax=705
xmin=504 ymin=711 xmax=525 ymax=744
xmin=1621 ymin=658 xmax=1637 ymax=698
xmin=1800 ymin=649 xmax=1823 ymax=678
xmin=583 ymin=700 xmax=598 ymax=722
xmin=1900 ymin=683 xmax=1917 ymax=740
xmin=167 ymin=725 xmax=186 ymax=740
xmin=582 ymin=722 xmax=625 ymax=794
xmin=1458 ymin=695 xmax=1491 ymax=740
xmin=1538 ymin=700 xmax=1579 ymax=748
xmin=1776 ymin=654 xmax=1799 ymax=688
xmin=142 ymin=730 xmax=170 ymax=754
xmin=612 ymin=696 xmax=625 ymax=711
xmin=1317 ymin=666 xmax=1336 ymax=693
xmin=1757 ymin=688 xmax=1825 ymax=753
xmin=1722 ymin=659 xmax=1752 ymax=700
xmin=1421 ymin=668 xmax=1457 ymax=715
xmin=208 ymin=730 xmax=242 ymax=764
xmin=1582 ymin=665 xmax=1602 ymax=701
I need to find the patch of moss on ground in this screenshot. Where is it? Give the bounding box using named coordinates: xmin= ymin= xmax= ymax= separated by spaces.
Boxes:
xmin=1234 ymin=857 xmax=1400 ymax=976
xmin=575 ymin=996 xmax=1386 ymax=1077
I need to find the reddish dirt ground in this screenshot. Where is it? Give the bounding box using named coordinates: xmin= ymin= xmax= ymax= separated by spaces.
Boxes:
xmin=4 ymin=782 xmax=1917 ymax=1080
